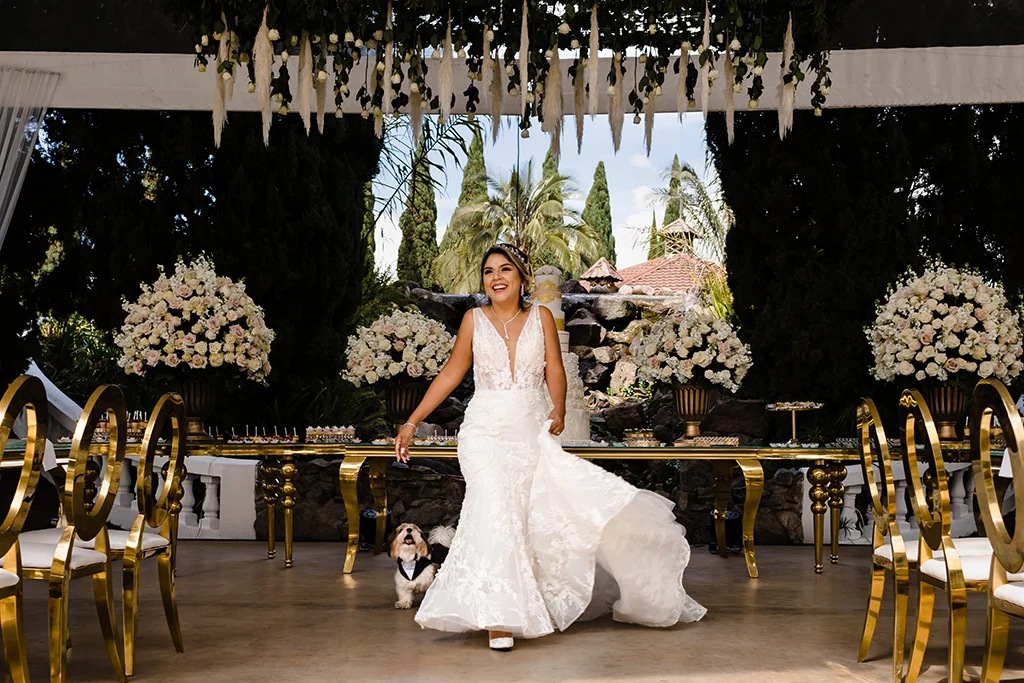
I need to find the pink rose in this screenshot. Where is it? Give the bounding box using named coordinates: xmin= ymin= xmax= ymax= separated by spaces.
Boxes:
xmin=165 ymin=353 xmax=181 ymax=367
xmin=175 ymin=284 xmax=192 ymax=297
xmin=183 ymin=333 xmax=197 ymax=346
xmin=230 ymin=325 xmax=246 ymax=342
xmin=262 ymin=361 xmax=271 ymax=376
xmin=145 ymin=350 xmax=161 ymax=366
xmin=190 ymin=354 xmax=208 ymax=369
xmin=169 ymin=296 xmax=184 ymax=309
xmin=132 ymin=360 xmax=144 ymax=375
xmin=648 ymin=357 xmax=660 ymax=369
xmin=205 ymin=317 xmax=221 ymax=332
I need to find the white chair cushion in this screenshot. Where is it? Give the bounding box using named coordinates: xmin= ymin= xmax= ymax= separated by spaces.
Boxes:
xmin=20 ymin=528 xmax=168 ymax=552
xmin=0 ymin=569 xmax=19 ymax=589
xmin=993 ymin=582 xmax=1024 ymax=609
xmin=919 ymin=552 xmax=1024 ymax=584
xmin=19 ymin=542 xmax=107 ymax=571
xmin=874 ymin=537 xmax=994 ymax=564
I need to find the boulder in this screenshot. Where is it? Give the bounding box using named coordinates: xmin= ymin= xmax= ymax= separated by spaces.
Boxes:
xmin=701 ymin=399 xmax=770 ymax=439
xmin=561 ymin=279 xmax=588 ymax=294
xmin=651 ymin=404 xmax=681 ymax=444
xmin=426 ymin=397 xmax=465 ymax=425
xmin=566 ymin=310 xmax=607 ymax=347
xmin=609 ymin=359 xmax=638 ymax=392
xmin=570 ymin=345 xmax=596 ymax=360
xmin=415 ymin=297 xmax=461 ymax=332
xmin=593 ymin=295 xmax=634 ymax=322
xmin=618 ymin=285 xmax=634 ymax=295
xmin=592 ymin=346 xmax=619 ymax=365
xmin=601 ymin=399 xmax=646 ymax=437
xmin=580 ymin=359 xmax=612 ymax=389
xmin=606 ymin=319 xmax=647 ymax=345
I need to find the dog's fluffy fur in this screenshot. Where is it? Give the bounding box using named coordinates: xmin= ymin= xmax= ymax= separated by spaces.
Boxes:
xmin=390 ymin=523 xmax=456 ymax=609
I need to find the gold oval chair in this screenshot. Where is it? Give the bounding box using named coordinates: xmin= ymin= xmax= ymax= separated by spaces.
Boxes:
xmin=120 ymin=392 xmax=186 ymax=676
xmin=902 ymin=388 xmax=994 ymax=683
xmin=971 ymin=378 xmax=1024 ymax=682
xmin=856 ymin=398 xmax=914 ymax=682
xmin=0 ymin=376 xmax=48 ymax=683
xmin=18 ymin=385 xmax=127 ymax=683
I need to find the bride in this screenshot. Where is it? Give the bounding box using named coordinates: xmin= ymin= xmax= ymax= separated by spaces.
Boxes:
xmin=394 ymin=243 xmax=705 ymax=650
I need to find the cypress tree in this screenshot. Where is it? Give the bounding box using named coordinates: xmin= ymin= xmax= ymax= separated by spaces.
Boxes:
xmin=646 ymin=211 xmax=664 ymax=260
xmin=534 ymin=145 xmax=565 ymax=272
xmin=662 ymin=154 xmax=682 ymax=226
xmin=582 ymin=161 xmax=615 ymax=266
xmin=438 ymin=126 xmax=486 ymax=257
xmin=363 ymin=181 xmax=376 ymax=274
xmin=397 ymin=142 xmax=439 ymax=288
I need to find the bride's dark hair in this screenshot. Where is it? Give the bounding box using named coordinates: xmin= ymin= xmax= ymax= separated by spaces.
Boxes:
xmin=480 ymin=243 xmax=532 ymax=306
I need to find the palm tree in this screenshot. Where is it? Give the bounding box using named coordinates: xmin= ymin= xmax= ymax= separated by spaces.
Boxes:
xmin=649 ymin=161 xmax=734 ymax=264
xmin=436 ymin=160 xmax=600 ymax=293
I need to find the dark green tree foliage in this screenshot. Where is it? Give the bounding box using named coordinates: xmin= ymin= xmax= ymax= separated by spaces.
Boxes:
xmin=439 ymin=126 xmax=486 ymax=254
xmin=646 ymin=212 xmax=663 ymax=261
xmin=662 ymin=154 xmax=683 ymax=226
xmin=397 ymin=141 xmax=439 ymax=288
xmin=363 ymin=181 xmax=376 ymax=276
xmin=7 ymin=109 xmax=381 ymax=425
xmin=533 ymin=144 xmax=566 ymax=273
xmin=582 ymin=161 xmax=615 ymax=267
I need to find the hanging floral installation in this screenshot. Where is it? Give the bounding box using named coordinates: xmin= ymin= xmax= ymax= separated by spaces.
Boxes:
xmin=168 ymin=0 xmax=836 ymax=149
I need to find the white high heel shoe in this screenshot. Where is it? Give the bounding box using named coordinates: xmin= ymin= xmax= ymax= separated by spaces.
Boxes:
xmin=489 ymin=631 xmax=514 ymax=651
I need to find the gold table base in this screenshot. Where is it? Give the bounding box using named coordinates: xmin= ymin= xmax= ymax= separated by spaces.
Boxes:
xmin=340 ymin=444 xmax=860 ymax=577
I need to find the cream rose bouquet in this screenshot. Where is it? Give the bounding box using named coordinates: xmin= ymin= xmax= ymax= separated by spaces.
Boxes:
xmin=631 ymin=307 xmax=752 ymax=393
xmin=342 ymin=306 xmax=454 ymax=387
xmin=867 ymin=262 xmax=1023 ymax=387
xmin=114 ymin=255 xmax=275 ymax=384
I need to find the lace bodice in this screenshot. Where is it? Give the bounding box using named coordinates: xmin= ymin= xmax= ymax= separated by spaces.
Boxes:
xmin=472 ymin=305 xmax=546 ymax=391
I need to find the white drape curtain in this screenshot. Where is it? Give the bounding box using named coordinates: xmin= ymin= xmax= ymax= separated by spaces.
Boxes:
xmin=0 ymin=67 xmax=59 ymax=251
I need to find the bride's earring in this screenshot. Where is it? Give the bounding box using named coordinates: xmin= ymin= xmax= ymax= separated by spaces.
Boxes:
xmin=520 ymin=284 xmax=525 ymax=298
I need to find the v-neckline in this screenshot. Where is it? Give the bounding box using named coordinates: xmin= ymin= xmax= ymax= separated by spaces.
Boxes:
xmin=479 ymin=305 xmax=533 ymax=384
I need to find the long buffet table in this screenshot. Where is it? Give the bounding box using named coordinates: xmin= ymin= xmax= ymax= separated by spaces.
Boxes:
xmin=10 ymin=439 xmax=981 ymax=579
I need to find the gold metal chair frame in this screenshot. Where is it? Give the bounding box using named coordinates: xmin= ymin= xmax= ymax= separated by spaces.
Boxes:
xmin=856 ymin=398 xmax=914 ymax=682
xmin=971 ymin=379 xmax=1024 ymax=683
xmin=903 ymin=388 xmax=988 ymax=683
xmin=20 ymin=385 xmax=127 ymax=683
xmin=117 ymin=393 xmax=186 ymax=676
xmin=0 ymin=376 xmax=48 ymax=683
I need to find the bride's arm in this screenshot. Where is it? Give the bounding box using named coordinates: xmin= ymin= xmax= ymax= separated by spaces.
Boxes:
xmin=539 ymin=307 xmax=567 ymax=435
xmin=396 ymin=311 xmax=474 ymax=461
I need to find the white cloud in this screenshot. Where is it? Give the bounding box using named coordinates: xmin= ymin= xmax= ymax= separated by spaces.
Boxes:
xmin=629 ymin=153 xmax=652 ymax=169
xmin=631 ymin=185 xmax=654 ymax=212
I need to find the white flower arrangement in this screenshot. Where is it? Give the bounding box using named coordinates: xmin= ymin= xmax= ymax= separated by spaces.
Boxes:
xmin=630 ymin=307 xmax=752 ymax=393
xmin=867 ymin=262 xmax=1024 ymax=385
xmin=342 ymin=307 xmax=454 ymax=387
xmin=114 ymin=255 xmax=275 ymax=384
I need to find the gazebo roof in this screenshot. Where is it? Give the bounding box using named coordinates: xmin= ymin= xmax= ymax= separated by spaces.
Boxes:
xmin=661 ymin=218 xmax=697 ymax=236
xmin=579 ymin=257 xmax=622 ymax=283
xmin=617 ymin=253 xmax=722 ymax=292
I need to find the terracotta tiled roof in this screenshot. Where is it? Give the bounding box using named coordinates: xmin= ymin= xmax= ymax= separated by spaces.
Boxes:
xmin=615 ymin=253 xmax=721 ymax=292
xmin=662 ymin=217 xmax=696 ymax=235
xmin=579 ymin=257 xmax=622 ymax=282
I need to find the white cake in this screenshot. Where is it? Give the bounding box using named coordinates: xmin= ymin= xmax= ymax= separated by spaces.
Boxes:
xmin=534 ymin=266 xmax=591 ymax=444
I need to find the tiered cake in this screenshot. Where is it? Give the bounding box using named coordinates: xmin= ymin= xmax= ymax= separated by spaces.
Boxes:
xmin=533 ymin=266 xmax=591 ymax=443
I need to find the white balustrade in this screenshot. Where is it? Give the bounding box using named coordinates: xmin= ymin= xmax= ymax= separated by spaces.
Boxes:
xmin=107 ymin=455 xmax=259 ymax=540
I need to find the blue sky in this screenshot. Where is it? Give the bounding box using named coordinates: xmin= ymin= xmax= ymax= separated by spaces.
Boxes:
xmin=373 ymin=112 xmax=711 ymax=274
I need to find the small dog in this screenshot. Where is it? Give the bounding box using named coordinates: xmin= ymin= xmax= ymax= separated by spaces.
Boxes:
xmin=390 ymin=523 xmax=455 ymax=609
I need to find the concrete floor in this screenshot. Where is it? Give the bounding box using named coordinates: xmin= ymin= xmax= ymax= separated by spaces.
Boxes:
xmin=15 ymin=542 xmax=1024 ymax=682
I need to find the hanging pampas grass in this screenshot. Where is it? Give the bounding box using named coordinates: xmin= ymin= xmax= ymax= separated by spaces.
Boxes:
xmin=574 ymin=58 xmax=585 ymax=152
xmin=253 ymin=6 xmax=273 ymax=145
xmin=778 ymin=13 xmax=796 ymax=140
xmin=520 ymin=0 xmax=529 ymax=121
xmin=587 ymin=4 xmax=599 ymax=118
xmin=725 ymin=43 xmax=735 ymax=143
xmin=213 ymin=17 xmax=230 ymax=148
xmin=644 ymin=94 xmax=655 ymax=156
xmin=677 ymin=40 xmax=688 ymax=121
xmin=490 ymin=56 xmax=503 ymax=143
xmin=543 ymin=48 xmax=563 ymax=162
xmin=316 ymin=78 xmax=327 ymax=133
xmin=383 ymin=0 xmax=394 ymax=115
xmin=298 ymin=32 xmax=312 ymax=134
xmin=482 ymin=24 xmax=492 ymax=93
xmin=699 ymin=0 xmax=711 ymax=120
xmin=609 ymin=52 xmax=624 ymax=152
xmin=439 ymin=15 xmax=454 ymax=123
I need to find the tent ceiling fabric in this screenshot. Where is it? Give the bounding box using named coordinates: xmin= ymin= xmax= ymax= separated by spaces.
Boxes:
xmin=1 ymin=46 xmax=1022 ymax=115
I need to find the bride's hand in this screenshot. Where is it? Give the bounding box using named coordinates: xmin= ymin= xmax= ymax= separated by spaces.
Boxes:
xmin=547 ymin=410 xmax=565 ymax=436
xmin=395 ymin=423 xmax=416 ymax=462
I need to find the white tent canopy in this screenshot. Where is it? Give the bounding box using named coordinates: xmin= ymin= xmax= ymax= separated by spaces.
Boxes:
xmin=2 ymin=45 xmax=1023 ymax=115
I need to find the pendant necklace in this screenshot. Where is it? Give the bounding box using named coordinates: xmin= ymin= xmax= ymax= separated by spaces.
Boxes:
xmin=498 ymin=307 xmax=523 ymax=340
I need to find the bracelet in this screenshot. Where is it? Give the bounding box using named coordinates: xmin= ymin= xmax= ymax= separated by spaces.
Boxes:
xmin=403 ymin=422 xmax=418 ymax=429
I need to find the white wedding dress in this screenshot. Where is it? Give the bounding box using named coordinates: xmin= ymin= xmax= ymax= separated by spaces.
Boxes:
xmin=415 ymin=304 xmax=706 ymax=638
